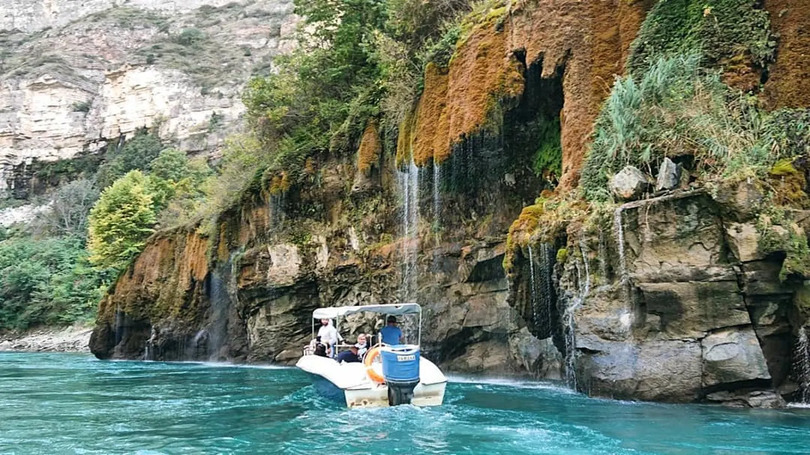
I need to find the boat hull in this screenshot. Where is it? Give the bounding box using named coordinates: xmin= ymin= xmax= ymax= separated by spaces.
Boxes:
xmin=344 ymin=381 xmax=447 ymax=408
xmin=296 ymin=355 xmax=447 ymax=408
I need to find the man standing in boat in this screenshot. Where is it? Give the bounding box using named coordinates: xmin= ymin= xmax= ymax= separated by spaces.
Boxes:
xmin=380 ymin=315 xmax=404 ymax=345
xmin=317 ymin=319 xmax=341 ymax=357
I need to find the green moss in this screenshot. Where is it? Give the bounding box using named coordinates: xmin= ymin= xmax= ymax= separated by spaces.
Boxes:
xmin=531 ymin=116 xmax=562 ymax=181
xmin=770 ymin=158 xmax=798 ymax=176
xmin=794 ymin=284 xmax=810 ymax=321
xmin=556 ymin=248 xmax=568 ymax=264
xmin=628 ymin=0 xmax=775 ymax=75
xmin=756 ymin=210 xmax=810 ymax=281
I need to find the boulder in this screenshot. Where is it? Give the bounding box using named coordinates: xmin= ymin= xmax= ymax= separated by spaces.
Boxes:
xmin=713 ymin=179 xmax=764 ymax=222
xmin=704 ymin=390 xmax=786 ymax=408
xmin=610 ymin=166 xmax=650 ymax=201
xmin=701 ymin=327 xmax=771 ymax=387
xmin=578 ymin=339 xmax=703 ymax=402
xmin=655 ymin=157 xmax=680 ymax=191
xmin=509 ymin=327 xmax=562 ymax=379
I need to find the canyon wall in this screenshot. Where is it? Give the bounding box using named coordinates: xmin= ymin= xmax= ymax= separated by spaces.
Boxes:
xmin=87 ymin=0 xmax=810 ymax=407
xmin=0 ymin=0 xmax=296 ymax=203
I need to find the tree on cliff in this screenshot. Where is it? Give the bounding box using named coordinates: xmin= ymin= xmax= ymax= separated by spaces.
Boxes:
xmin=87 ymin=170 xmax=157 ymax=271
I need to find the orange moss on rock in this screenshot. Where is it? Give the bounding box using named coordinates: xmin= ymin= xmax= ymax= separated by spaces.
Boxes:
xmin=503 ymin=204 xmax=545 ymax=276
xmin=508 ymin=0 xmax=654 ymax=190
xmin=406 ymin=0 xmax=653 ymax=188
xmin=96 ymin=228 xmax=210 ymax=325
xmin=763 ymin=0 xmax=810 ymax=109
xmin=411 ymin=63 xmax=450 ymax=166
xmin=396 ymin=108 xmax=417 ymax=166
xmin=357 ymin=120 xmax=382 ymax=174
xmin=722 ymin=53 xmax=764 ymax=93
xmin=444 ymin=19 xmax=524 ymax=151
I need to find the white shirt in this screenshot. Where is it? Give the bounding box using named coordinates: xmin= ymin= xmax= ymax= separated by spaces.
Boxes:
xmin=317 ymin=324 xmax=339 ymax=346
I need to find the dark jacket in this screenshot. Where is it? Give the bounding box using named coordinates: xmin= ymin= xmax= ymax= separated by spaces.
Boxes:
xmin=336 ymin=349 xmax=360 ymax=363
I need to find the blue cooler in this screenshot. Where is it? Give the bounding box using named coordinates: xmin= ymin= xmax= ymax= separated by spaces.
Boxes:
xmin=380 ymin=345 xmax=421 ymax=384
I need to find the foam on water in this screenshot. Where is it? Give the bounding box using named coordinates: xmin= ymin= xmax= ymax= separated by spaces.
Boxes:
xmin=2 ymin=352 xmax=810 ymax=454
xmin=446 ymin=375 xmax=575 ymax=393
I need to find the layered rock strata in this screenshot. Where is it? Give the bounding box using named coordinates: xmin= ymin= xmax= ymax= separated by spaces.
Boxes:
xmin=0 ymin=0 xmax=296 ymax=198
xmin=509 ymin=190 xmax=806 ymax=406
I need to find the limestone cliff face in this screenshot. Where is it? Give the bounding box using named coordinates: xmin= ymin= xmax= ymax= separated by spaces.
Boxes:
xmin=0 ymin=0 xmax=296 ymax=199
xmin=508 ymin=189 xmax=808 ymax=406
xmin=90 ymin=152 xmax=545 ymax=374
xmin=90 ymin=0 xmax=810 ymax=405
xmin=2 ymin=0 xmax=236 ymax=34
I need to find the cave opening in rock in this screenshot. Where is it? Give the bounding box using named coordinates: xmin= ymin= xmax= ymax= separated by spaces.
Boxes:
xmin=437 ymin=53 xmax=564 ymax=229
xmin=504 ymin=53 xmax=565 ymax=191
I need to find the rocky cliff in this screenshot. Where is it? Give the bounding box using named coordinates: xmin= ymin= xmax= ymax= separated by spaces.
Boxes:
xmin=0 ymin=0 xmax=296 ymax=205
xmin=507 ymin=186 xmax=810 ymax=407
xmin=88 ymin=0 xmax=810 ymax=407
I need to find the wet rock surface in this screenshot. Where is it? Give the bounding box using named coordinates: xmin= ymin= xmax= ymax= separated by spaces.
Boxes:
xmin=509 ymin=192 xmax=805 ymax=407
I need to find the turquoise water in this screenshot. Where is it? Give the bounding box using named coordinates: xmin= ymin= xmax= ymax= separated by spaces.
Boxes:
xmin=1 ymin=353 xmax=809 ymax=454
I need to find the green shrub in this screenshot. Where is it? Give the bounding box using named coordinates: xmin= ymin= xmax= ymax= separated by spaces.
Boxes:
xmin=96 ymin=129 xmax=165 ymax=189
xmin=87 ymin=170 xmax=157 ymax=271
xmin=581 ymin=52 xmax=810 ymax=202
xmin=35 ymin=179 xmax=99 ymax=238
xmin=148 ymin=149 xmax=213 ymax=228
xmin=175 ymin=28 xmax=205 ymax=46
xmin=0 ymin=236 xmax=106 ymax=330
xmin=580 ymin=54 xmax=783 ymax=201
xmin=72 ymin=101 xmax=91 ymax=113
xmin=628 ymin=0 xmax=775 ymax=74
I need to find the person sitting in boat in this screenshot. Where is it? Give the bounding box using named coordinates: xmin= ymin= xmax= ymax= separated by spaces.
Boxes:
xmin=317 ymin=318 xmax=341 ymax=356
xmin=356 ymin=333 xmax=370 ymax=358
xmin=380 ymin=315 xmax=404 ymax=345
xmin=336 ymin=343 xmax=362 ymax=363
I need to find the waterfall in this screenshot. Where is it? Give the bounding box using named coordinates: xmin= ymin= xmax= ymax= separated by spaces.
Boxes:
xmin=528 ymin=245 xmax=538 ymax=329
xmin=205 ymin=251 xmax=241 ymax=361
xmin=614 ymin=207 xmax=627 ymax=284
xmin=564 ymin=239 xmax=591 ymax=390
xmin=431 ymin=162 xmax=442 ymax=274
xmin=144 ymin=327 xmax=157 ymax=361
xmin=598 ymin=230 xmax=608 ymax=282
xmin=433 ymin=161 xmax=442 ymax=227
xmin=397 ymin=159 xmax=420 ymax=300
xmin=527 ymin=244 xmax=555 ymax=339
xmin=269 ymin=193 xmax=284 ymax=229
xmin=795 ymin=327 xmax=810 ymax=403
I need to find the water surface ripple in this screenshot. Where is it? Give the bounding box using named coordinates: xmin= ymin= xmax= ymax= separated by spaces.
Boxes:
xmin=1 ymin=353 xmax=809 ymax=454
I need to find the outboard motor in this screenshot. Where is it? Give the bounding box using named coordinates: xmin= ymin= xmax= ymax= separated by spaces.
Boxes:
xmin=380 ymin=345 xmax=421 ymax=405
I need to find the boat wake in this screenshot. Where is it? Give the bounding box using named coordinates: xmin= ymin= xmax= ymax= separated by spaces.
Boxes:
xmin=446 ymin=375 xmax=574 ymax=393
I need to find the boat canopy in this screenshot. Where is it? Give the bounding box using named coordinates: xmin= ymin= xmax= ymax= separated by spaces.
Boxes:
xmin=312 ymin=303 xmax=421 ymax=320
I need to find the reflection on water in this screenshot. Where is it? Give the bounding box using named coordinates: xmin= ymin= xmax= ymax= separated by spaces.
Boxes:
xmin=1 ymin=352 xmax=809 ymax=454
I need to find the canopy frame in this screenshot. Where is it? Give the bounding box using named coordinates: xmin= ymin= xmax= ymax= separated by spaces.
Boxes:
xmin=311 ymin=303 xmax=422 ymax=346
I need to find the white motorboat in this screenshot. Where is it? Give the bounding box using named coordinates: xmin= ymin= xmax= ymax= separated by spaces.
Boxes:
xmin=295 ymin=303 xmax=447 ymax=408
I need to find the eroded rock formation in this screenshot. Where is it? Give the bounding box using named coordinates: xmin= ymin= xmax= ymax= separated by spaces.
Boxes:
xmin=87 ymin=0 xmax=810 ymax=408
xmin=90 ymin=156 xmax=544 ymax=374
xmin=508 ymin=188 xmax=810 ymax=406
